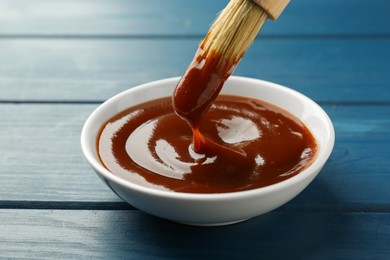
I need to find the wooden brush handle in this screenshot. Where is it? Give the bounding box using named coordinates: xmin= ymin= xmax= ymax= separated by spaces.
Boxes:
xmin=252 ymin=0 xmax=290 ymax=20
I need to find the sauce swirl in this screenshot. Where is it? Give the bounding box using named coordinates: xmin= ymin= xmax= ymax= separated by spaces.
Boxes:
xmin=97 ymin=95 xmax=317 ymax=193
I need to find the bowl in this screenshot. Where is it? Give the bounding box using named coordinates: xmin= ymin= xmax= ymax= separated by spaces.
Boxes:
xmin=81 ymin=76 xmax=335 ymax=226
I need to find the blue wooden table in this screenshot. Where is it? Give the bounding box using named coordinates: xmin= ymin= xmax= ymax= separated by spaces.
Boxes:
xmin=1 ymin=0 xmax=389 ymax=258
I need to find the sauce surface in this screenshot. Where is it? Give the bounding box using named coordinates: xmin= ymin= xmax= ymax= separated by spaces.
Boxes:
xmin=97 ymin=95 xmax=317 ymax=193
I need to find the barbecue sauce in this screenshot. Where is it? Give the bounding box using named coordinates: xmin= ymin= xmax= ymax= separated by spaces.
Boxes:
xmin=97 ymin=49 xmax=318 ymax=193
xmin=97 ymin=96 xmax=318 ymax=193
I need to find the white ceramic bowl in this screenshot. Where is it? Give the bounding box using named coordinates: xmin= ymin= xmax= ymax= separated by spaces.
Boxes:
xmin=81 ymin=76 xmax=335 ymax=226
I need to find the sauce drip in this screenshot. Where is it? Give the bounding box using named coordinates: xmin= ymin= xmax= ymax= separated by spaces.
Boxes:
xmin=97 ymin=95 xmax=318 ymax=193
xmin=173 ymin=48 xmax=240 ymax=154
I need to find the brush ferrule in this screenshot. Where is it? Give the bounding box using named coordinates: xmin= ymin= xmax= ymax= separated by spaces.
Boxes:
xmin=252 ymin=0 xmax=290 ymax=20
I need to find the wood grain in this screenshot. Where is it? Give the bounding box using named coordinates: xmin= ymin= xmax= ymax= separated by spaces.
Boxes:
xmin=0 ymin=0 xmax=389 ymax=36
xmin=0 ymin=104 xmax=119 ymax=202
xmin=0 ymin=0 xmax=389 ymax=258
xmin=0 ymin=210 xmax=389 ymax=259
xmin=0 ymin=104 xmax=388 ymax=207
xmin=0 ymin=38 xmax=389 ymax=102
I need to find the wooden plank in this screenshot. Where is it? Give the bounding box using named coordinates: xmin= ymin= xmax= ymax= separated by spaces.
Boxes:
xmin=0 ymin=210 xmax=389 ymax=259
xmin=0 ymin=0 xmax=222 ymax=36
xmin=0 ymin=103 xmax=389 ymax=207
xmin=0 ymin=104 xmax=119 ymax=202
xmin=0 ymin=38 xmax=389 ymax=102
xmin=291 ymin=104 xmax=390 ymax=209
xmin=0 ymin=0 xmax=389 ymax=36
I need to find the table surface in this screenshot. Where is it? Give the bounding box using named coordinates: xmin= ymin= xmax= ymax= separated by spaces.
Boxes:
xmin=1 ymin=0 xmax=389 ymax=259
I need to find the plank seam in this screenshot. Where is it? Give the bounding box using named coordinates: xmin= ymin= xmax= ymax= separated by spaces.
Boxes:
xmin=1 ymin=201 xmax=390 ymax=213
xmin=0 ymin=201 xmax=135 ymax=210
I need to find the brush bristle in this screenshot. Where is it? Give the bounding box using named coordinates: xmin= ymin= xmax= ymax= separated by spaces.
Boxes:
xmin=201 ymin=0 xmax=267 ymax=62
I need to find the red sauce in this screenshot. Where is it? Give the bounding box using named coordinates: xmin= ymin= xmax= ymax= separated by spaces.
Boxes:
xmin=173 ymin=49 xmax=240 ymax=153
xmin=97 ymin=47 xmax=317 ymax=193
xmin=97 ymin=95 xmax=317 ymax=193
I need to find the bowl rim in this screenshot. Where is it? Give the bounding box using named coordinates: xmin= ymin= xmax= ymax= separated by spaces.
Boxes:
xmin=81 ymin=76 xmax=335 ymax=201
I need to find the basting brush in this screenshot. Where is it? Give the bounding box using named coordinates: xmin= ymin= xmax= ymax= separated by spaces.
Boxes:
xmin=173 ymin=0 xmax=290 ymax=152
